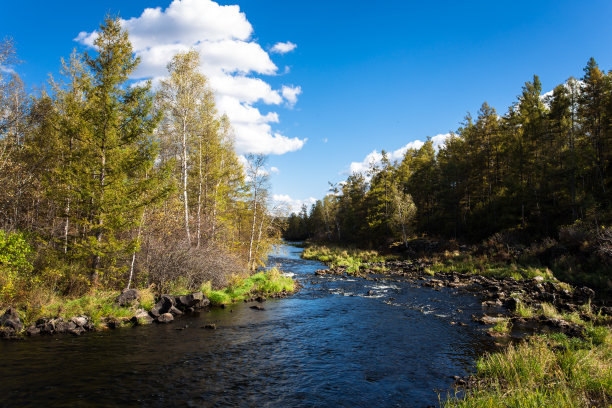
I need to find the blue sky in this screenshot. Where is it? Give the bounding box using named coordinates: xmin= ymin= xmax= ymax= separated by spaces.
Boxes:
xmin=2 ymin=0 xmax=612 ymax=212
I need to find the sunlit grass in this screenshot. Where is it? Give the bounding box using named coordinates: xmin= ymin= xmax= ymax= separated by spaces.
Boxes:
xmin=302 ymin=245 xmax=389 ymax=275
xmin=201 ymin=268 xmax=295 ymax=306
xmin=444 ymin=329 xmax=612 ymax=407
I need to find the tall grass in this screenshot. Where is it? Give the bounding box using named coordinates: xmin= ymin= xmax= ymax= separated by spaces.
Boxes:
xmin=444 ymin=329 xmax=612 ymax=407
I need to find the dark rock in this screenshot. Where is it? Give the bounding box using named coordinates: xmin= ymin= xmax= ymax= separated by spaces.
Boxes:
xmin=55 ymin=320 xmax=77 ymax=334
xmin=40 ymin=321 xmax=55 ymax=334
xmin=203 ymin=323 xmax=216 ymax=329
xmin=250 ymin=305 xmax=265 ymax=311
xmin=115 ymin=289 xmax=140 ymax=307
xmin=157 ymin=313 xmax=174 ymax=323
xmin=0 ymin=327 xmax=17 ymax=338
xmin=103 ymin=317 xmax=120 ymax=330
xmin=151 ymin=296 xmax=174 ymax=316
xmin=504 ymin=297 xmax=518 ymax=311
xmin=168 ymin=306 xmax=183 ymax=316
xmin=26 ymin=325 xmax=41 ymax=336
xmin=0 ymin=307 xmax=23 ymax=332
xmin=574 ymin=286 xmax=595 ymax=300
xmin=599 ymin=306 xmax=612 ymax=316
xmin=68 ymin=326 xmax=85 ymax=336
xmin=255 ymin=296 xmax=266 ymax=303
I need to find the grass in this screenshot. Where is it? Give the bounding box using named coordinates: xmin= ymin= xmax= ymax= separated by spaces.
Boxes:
xmin=201 ymin=268 xmax=295 ymax=306
xmin=489 ymin=318 xmax=512 ymax=336
xmin=429 ymin=254 xmax=556 ymax=281
xmin=36 ymin=291 xmax=135 ymax=328
xmin=302 ymin=245 xmax=389 ymax=274
xmin=443 ymin=328 xmax=612 ymax=407
xmin=514 ymin=300 xmax=535 ymax=318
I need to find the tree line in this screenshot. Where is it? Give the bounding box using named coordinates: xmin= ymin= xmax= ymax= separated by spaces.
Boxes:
xmin=0 ymin=17 xmax=280 ymax=302
xmin=285 ymin=59 xmax=611 ymax=252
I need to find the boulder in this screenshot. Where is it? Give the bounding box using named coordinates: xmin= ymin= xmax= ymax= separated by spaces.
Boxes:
xmin=574 ymin=286 xmax=595 ymax=301
xmin=150 ymin=296 xmax=174 ymax=317
xmin=71 ymin=316 xmax=89 ymax=327
xmin=54 ymin=320 xmax=77 ymax=334
xmin=250 ymin=305 xmax=265 ymax=311
xmin=168 ymin=306 xmax=183 ymax=317
xmin=185 ymin=292 xmax=206 ymax=308
xmin=26 ymin=325 xmax=41 ymax=336
xmin=131 ymin=309 xmax=154 ymax=325
xmin=157 ymin=313 xmax=174 ymax=323
xmin=115 ymin=289 xmax=140 ymax=307
xmin=0 ymin=307 xmax=23 ymax=332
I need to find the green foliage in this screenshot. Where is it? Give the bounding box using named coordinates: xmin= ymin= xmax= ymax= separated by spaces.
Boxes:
xmin=0 ymin=230 xmax=33 ymax=301
xmin=201 ymin=268 xmax=295 ymax=305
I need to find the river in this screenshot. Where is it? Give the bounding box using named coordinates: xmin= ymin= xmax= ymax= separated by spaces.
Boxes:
xmin=0 ymin=244 xmax=496 ymax=407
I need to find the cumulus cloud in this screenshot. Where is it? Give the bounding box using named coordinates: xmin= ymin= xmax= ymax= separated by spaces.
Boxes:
xmin=270 ymin=166 xmax=280 ymax=174
xmin=75 ymin=0 xmax=304 ymax=155
xmin=348 ymin=133 xmax=451 ymax=174
xmin=271 ymin=41 xmax=297 ymax=54
xmin=273 ymin=194 xmax=317 ymax=214
xmin=281 ymin=85 xmax=302 ymax=107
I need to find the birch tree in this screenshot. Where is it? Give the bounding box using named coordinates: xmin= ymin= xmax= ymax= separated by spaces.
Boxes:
xmin=158 ymin=50 xmax=208 ymax=246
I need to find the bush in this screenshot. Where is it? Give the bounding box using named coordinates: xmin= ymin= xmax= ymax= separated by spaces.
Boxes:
xmin=0 ymin=230 xmax=33 ymax=302
xmin=137 ymin=234 xmax=245 ymax=293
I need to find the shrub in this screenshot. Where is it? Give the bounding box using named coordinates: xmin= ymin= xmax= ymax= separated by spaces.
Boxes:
xmin=0 ymin=230 xmax=33 ymax=302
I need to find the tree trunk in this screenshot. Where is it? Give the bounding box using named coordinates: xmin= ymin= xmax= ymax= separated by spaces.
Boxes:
xmin=182 ymin=117 xmax=191 ymax=246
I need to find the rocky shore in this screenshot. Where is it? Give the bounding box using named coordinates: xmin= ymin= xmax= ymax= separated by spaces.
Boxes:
xmin=314 ymin=259 xmax=610 ymax=337
xmin=0 ymin=289 xmax=210 ymax=339
xmin=0 ymin=284 xmax=299 ymax=340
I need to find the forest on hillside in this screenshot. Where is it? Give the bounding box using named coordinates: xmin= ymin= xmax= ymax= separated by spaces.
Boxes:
xmin=0 ymin=17 xmax=281 ymax=306
xmin=285 ymin=59 xmax=611 ymax=289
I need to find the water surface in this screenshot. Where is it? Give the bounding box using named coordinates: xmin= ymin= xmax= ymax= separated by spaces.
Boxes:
xmin=0 ymin=244 xmax=494 ymax=407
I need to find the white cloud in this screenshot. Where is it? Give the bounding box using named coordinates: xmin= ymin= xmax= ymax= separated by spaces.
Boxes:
xmin=75 ymin=0 xmax=304 ymax=155
xmin=270 ymin=166 xmax=280 ymax=174
xmin=348 ymin=133 xmax=451 ymax=174
xmin=271 ymin=41 xmax=297 ymax=54
xmin=0 ymin=65 xmax=16 ymax=74
xmin=273 ymin=194 xmax=317 ymax=214
xmin=281 ymin=85 xmax=302 ymax=107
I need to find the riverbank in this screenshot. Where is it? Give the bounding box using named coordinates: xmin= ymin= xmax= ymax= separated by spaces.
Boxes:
xmin=303 ymin=243 xmax=612 ymax=407
xmin=0 ymin=269 xmax=297 ymax=339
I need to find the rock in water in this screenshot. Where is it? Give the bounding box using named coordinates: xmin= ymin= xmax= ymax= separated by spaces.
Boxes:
xmin=157 ymin=313 xmax=174 ymax=323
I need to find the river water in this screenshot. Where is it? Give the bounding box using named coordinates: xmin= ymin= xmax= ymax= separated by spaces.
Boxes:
xmin=0 ymin=244 xmax=495 ymax=407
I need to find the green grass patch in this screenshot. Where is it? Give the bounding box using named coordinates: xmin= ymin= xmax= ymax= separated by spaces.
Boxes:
xmin=302 ymin=245 xmax=390 ymax=275
xmin=514 ymin=300 xmax=535 ymax=318
xmin=201 ymin=268 xmax=295 ymax=306
xmin=490 ymin=318 xmax=512 ymax=335
xmin=429 ymin=254 xmax=556 ymax=281
xmin=443 ymin=328 xmax=612 ymax=407
xmin=37 ymin=291 xmax=135 ymax=328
